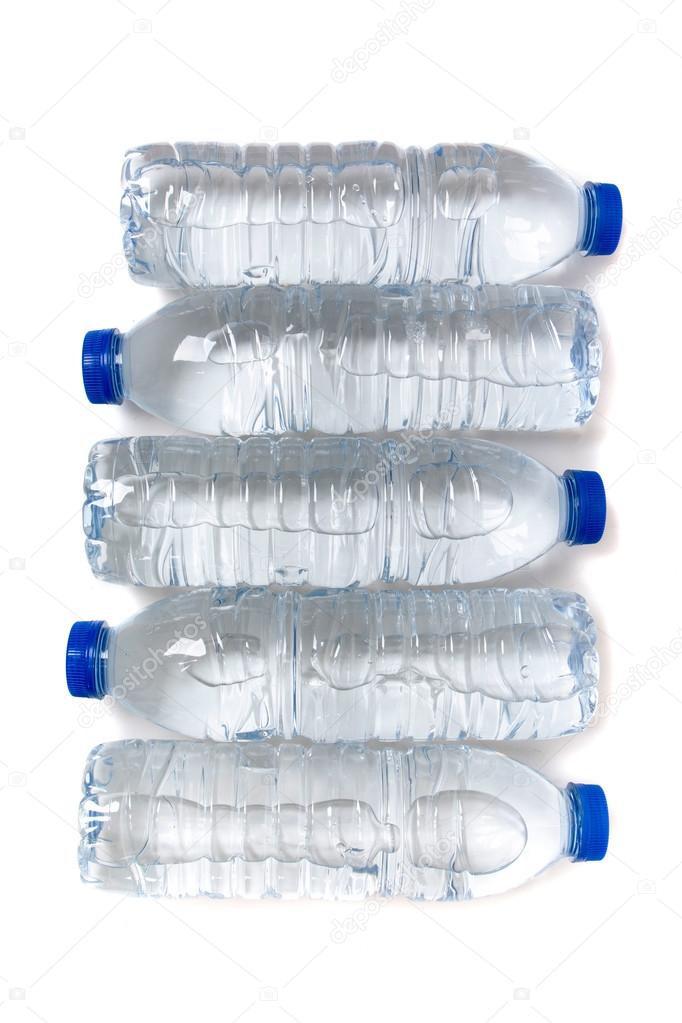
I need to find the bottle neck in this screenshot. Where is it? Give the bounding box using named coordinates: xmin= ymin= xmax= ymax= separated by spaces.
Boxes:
xmin=579 ymin=184 xmax=598 ymax=254
xmin=107 ymin=330 xmax=126 ymax=402
xmin=93 ymin=626 xmax=111 ymax=696
xmin=563 ymin=787 xmax=582 ymax=860
xmin=559 ymin=473 xmax=577 ymax=544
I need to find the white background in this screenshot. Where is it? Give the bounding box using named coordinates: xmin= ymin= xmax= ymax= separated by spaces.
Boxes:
xmin=0 ymin=0 xmax=679 ymax=1019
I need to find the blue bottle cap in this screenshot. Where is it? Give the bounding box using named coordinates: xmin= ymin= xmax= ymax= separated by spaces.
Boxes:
xmin=567 ymin=783 xmax=609 ymax=861
xmin=562 ymin=469 xmax=606 ymax=546
xmin=66 ymin=620 xmax=110 ymax=699
xmin=82 ymin=329 xmax=124 ymax=405
xmin=581 ymin=182 xmax=623 ymax=256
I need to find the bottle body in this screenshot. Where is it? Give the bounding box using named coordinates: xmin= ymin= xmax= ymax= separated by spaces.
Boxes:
xmin=122 ymin=142 xmax=620 ymax=288
xmin=83 ymin=436 xmax=602 ymax=588
xmin=70 ymin=587 xmax=598 ymax=741
xmin=79 ymin=740 xmax=607 ymax=899
xmin=104 ymin=283 xmax=600 ymax=434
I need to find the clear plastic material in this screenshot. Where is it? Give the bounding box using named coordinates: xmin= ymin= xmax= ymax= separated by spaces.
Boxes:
xmin=79 ymin=740 xmax=603 ymax=900
xmin=101 ymin=283 xmax=600 ymax=433
xmin=83 ymin=435 xmax=603 ymax=587
xmin=71 ymin=587 xmax=598 ymax=741
xmin=121 ymin=142 xmax=616 ymax=287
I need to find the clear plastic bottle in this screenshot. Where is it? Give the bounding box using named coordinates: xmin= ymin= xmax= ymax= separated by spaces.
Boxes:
xmin=66 ymin=587 xmax=598 ymax=741
xmin=79 ymin=739 xmax=609 ymax=899
xmin=82 ymin=283 xmax=600 ymax=433
xmin=83 ymin=436 xmax=606 ymax=587
xmin=121 ymin=142 xmax=622 ymax=288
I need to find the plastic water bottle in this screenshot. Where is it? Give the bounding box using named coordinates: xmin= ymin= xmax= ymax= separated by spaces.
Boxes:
xmin=121 ymin=142 xmax=622 ymax=288
xmin=82 ymin=283 xmax=600 ymax=434
xmin=79 ymin=739 xmax=608 ymax=899
xmin=66 ymin=587 xmax=598 ymax=742
xmin=83 ymin=436 xmax=606 ymax=587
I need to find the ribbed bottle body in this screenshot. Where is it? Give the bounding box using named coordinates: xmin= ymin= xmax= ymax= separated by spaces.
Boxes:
xmin=83 ymin=436 xmax=565 ymax=587
xmin=120 ymin=283 xmax=600 ymax=434
xmin=79 ymin=740 xmax=574 ymax=900
xmin=121 ymin=143 xmax=587 ymax=288
xmin=105 ymin=587 xmax=597 ymax=741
